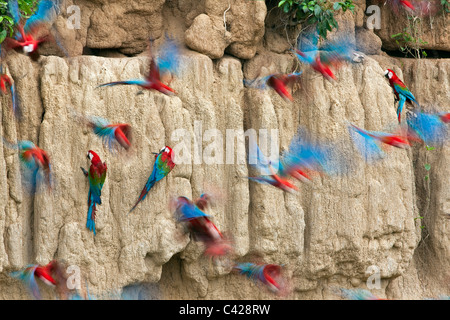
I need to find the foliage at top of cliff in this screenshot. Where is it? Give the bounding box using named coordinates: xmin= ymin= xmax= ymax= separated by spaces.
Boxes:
xmin=277 ymin=0 xmax=355 ymax=39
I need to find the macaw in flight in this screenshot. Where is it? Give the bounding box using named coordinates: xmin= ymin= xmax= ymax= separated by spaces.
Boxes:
xmin=348 ymin=122 xmax=418 ymax=162
xmin=173 ymin=194 xmax=232 ymax=258
xmin=71 ymin=110 xmax=132 ymax=153
xmin=2 ymin=138 xmax=52 ymax=192
xmin=10 ymin=260 xmax=68 ymax=300
xmin=234 ymin=262 xmax=287 ymax=295
xmin=244 ymin=71 xmax=302 ymax=102
xmin=406 ymin=109 xmax=449 ymax=147
xmin=97 ymin=35 xmax=181 ymax=96
xmin=293 ymin=32 xmax=356 ymax=81
xmin=246 ymin=143 xmax=299 ymax=193
xmin=4 ymin=0 xmax=60 ymax=61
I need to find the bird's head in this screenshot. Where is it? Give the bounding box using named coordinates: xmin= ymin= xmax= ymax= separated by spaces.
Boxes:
xmin=87 ymin=150 xmax=101 ymax=164
xmin=384 ymin=69 xmax=395 ymax=80
xmin=161 ymin=145 xmax=173 ymax=156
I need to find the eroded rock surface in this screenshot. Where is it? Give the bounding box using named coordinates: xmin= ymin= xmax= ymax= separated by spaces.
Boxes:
xmin=0 ymin=0 xmax=450 ymax=300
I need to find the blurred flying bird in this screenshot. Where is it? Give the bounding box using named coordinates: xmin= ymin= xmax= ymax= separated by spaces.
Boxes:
xmin=97 ymin=36 xmax=180 ymax=96
xmin=4 ymin=0 xmax=61 ymax=61
xmin=10 ymin=260 xmax=68 ymax=300
xmin=293 ymin=33 xmax=356 ymax=81
xmin=2 ymin=138 xmax=52 ymax=192
xmin=234 ymin=263 xmax=287 ymax=295
xmin=406 ymin=109 xmax=449 ymax=146
xmin=173 ymin=194 xmax=232 ymax=258
xmin=348 ymin=122 xmax=416 ymax=162
xmin=71 ymin=110 xmax=132 ymax=152
xmin=244 ymin=71 xmax=302 ymax=101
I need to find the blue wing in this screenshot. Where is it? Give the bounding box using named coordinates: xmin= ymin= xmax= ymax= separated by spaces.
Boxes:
xmin=157 ymin=33 xmax=181 ymax=76
xmin=10 ymin=265 xmax=41 ymax=300
xmin=394 ymin=83 xmax=417 ymax=104
xmin=176 ymin=201 xmax=210 ymax=222
xmin=348 ymin=124 xmax=385 ymax=163
xmin=8 ymin=0 xmax=21 ymax=24
xmin=24 ymin=0 xmax=57 ymax=32
xmin=247 ymin=142 xmax=281 ymax=176
xmin=88 ymin=116 xmax=120 ymax=152
xmin=243 ymin=75 xmax=272 ymax=90
xmin=407 ymin=111 xmax=448 ymax=146
xmin=235 ymin=263 xmax=265 ymax=283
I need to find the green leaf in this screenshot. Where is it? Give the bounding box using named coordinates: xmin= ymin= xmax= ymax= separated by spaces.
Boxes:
xmin=424 ymin=164 xmax=431 ymax=171
xmin=331 ymin=18 xmax=339 ymax=28
xmin=0 ymin=30 xmax=6 ymax=44
xmin=3 ymin=15 xmax=13 ymax=25
xmin=425 ymin=174 xmax=429 ymax=180
xmin=278 ymin=0 xmax=287 ymax=7
xmin=333 ymin=2 xmax=341 ymax=10
xmin=426 ymin=145 xmax=435 ymax=151
xmin=309 ymin=16 xmax=318 ymax=23
xmin=314 ymin=4 xmax=322 ymax=15
xmin=391 ymin=33 xmax=403 ymax=38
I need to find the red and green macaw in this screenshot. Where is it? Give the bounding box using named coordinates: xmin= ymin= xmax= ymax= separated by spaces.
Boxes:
xmin=97 ymin=36 xmax=180 ymax=96
xmin=4 ymin=0 xmax=58 ymax=61
xmin=87 ymin=115 xmax=132 ymax=152
xmin=406 ymin=109 xmax=449 ymax=146
xmin=385 ymin=69 xmax=420 ymax=123
xmin=293 ymin=33 xmax=355 ymax=81
xmin=244 ymin=71 xmax=302 ymax=102
xmin=129 ymin=146 xmax=175 ymax=213
xmin=246 ymin=143 xmax=300 ymax=193
xmin=10 ymin=260 xmax=62 ymax=300
xmin=348 ymin=122 xmax=418 ymax=162
xmin=234 ymin=263 xmax=286 ymax=295
xmin=81 ymin=150 xmax=107 ymax=235
xmin=2 ymin=139 xmax=53 ymax=191
xmin=173 ymin=194 xmax=232 ymax=258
